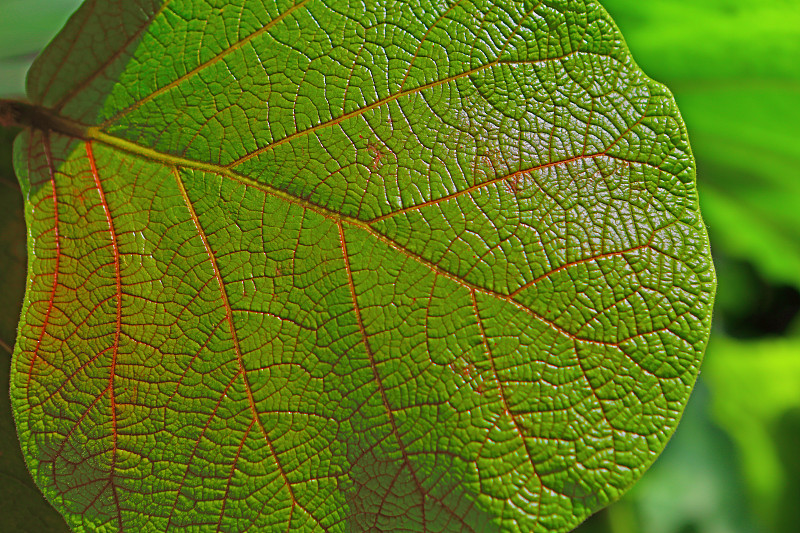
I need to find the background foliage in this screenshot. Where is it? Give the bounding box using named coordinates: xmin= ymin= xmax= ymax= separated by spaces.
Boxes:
xmin=0 ymin=0 xmax=797 ymax=531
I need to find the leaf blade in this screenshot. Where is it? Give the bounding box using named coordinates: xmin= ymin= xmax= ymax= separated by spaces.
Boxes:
xmin=11 ymin=1 xmax=715 ymax=531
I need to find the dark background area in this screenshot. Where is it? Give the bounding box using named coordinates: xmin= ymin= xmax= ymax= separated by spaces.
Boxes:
xmin=1 ymin=1 xmax=799 ymax=531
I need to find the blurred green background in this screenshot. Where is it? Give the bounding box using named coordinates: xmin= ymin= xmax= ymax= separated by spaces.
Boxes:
xmin=0 ymin=1 xmax=798 ymax=531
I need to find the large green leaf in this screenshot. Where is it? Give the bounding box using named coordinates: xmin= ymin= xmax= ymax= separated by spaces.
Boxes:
xmin=6 ymin=1 xmax=714 ymax=531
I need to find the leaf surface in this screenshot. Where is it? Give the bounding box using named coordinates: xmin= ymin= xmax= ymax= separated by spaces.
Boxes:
xmin=9 ymin=1 xmax=714 ymax=531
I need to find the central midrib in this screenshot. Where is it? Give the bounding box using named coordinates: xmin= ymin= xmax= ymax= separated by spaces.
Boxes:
xmin=7 ymin=100 xmax=662 ymax=348
xmin=87 ymin=127 xmax=365 ymax=226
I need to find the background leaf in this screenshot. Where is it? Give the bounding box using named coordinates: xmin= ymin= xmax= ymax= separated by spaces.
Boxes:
xmin=0 ymin=126 xmax=26 ymax=350
xmin=0 ymin=2 xmax=81 ymax=527
xmin=704 ymin=338 xmax=800 ymax=530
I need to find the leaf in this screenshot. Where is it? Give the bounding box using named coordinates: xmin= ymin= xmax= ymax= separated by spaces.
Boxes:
xmin=7 ymin=1 xmax=715 ymax=531
xmin=601 ymin=0 xmax=800 ymax=288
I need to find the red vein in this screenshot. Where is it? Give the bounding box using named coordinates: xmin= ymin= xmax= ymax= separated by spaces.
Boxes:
xmin=217 ymin=420 xmax=255 ymax=532
xmin=165 ymin=367 xmax=239 ymax=530
xmin=337 ymin=221 xmax=427 ymax=531
xmin=342 ymin=220 xmax=657 ymax=348
xmin=398 ymin=0 xmax=466 ymax=91
xmin=85 ymin=141 xmax=122 ymax=529
xmin=54 ymin=0 xmax=174 ymax=112
xmin=173 ymin=168 xmax=320 ymax=530
xmin=102 ymin=0 xmax=312 ymax=128
xmin=470 ymin=289 xmax=542 ymax=483
xmin=571 ymin=336 xmax=612 ymax=424
xmin=227 ymin=59 xmax=505 ymax=169
xmin=509 ymin=242 xmax=652 ymax=297
xmin=26 ymin=132 xmax=61 ymax=390
xmin=369 ymin=152 xmax=607 ymax=223
xmin=47 ymin=347 xmax=111 ymax=454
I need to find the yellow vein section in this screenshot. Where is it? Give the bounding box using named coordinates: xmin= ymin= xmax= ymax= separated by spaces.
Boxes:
xmin=13 ymin=105 xmax=667 ymax=350
xmin=101 ymin=0 xmax=312 ymax=128
xmin=89 ymin=128 xmax=360 ymax=225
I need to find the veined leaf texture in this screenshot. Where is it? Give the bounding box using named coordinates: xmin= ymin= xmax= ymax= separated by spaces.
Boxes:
xmin=7 ymin=0 xmax=715 ymax=531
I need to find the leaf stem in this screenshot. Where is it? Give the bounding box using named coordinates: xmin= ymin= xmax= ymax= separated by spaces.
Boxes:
xmin=0 ymin=99 xmax=87 ymax=138
xmin=0 ymin=337 xmax=12 ymax=355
